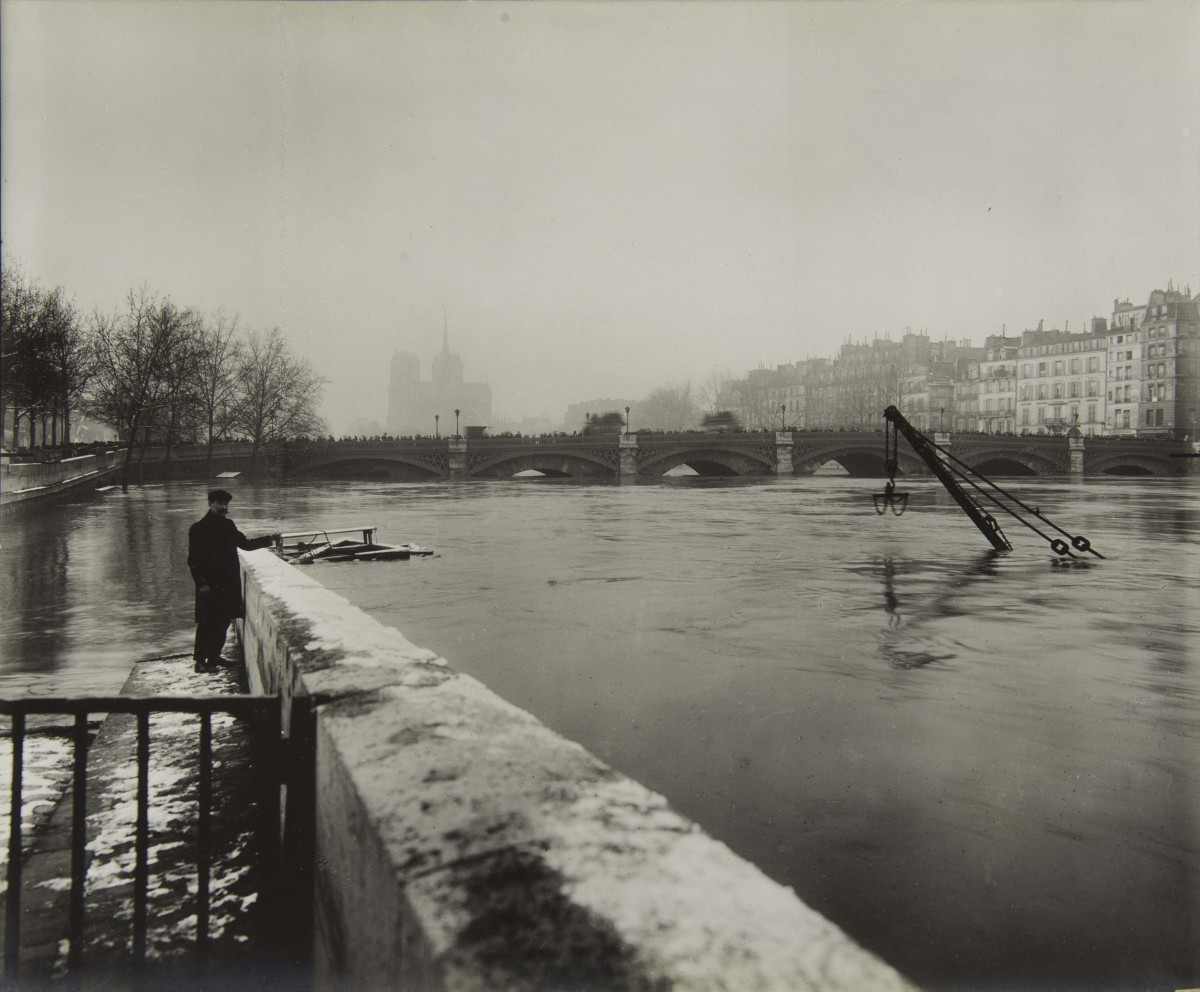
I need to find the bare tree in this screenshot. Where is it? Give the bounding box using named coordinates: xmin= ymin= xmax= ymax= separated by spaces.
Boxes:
xmin=636 ymin=381 xmax=700 ymax=431
xmin=231 ymin=327 xmax=326 ymax=470
xmin=87 ymin=288 xmax=196 ymax=488
xmin=1 ymin=262 xmax=93 ymax=448
xmin=155 ymin=313 xmax=206 ymax=475
xmin=828 ymin=354 xmax=905 ymax=429
xmin=40 ymin=286 xmax=93 ymax=447
xmin=193 ymin=312 xmax=243 ymax=474
xmin=1 ymin=259 xmax=42 ymax=447
xmin=698 ymin=367 xmax=740 ymax=416
xmin=840 ymin=367 xmax=877 ymax=429
xmin=733 ymin=371 xmax=780 ymax=430
xmin=782 ymin=388 xmax=806 ymax=430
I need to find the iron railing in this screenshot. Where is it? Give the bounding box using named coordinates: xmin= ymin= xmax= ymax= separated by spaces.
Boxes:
xmin=0 ymin=693 xmax=315 ymax=988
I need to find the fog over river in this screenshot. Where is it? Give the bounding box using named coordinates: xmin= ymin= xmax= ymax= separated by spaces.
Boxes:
xmin=2 ymin=475 xmax=1197 ymax=991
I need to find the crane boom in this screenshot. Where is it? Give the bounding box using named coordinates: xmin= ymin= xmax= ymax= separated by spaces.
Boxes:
xmin=882 ymin=406 xmax=1012 ymax=551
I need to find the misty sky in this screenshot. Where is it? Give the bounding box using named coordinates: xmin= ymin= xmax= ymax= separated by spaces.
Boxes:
xmin=3 ymin=1 xmax=1198 ymax=431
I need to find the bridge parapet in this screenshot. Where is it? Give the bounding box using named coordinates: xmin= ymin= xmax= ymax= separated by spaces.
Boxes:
xmin=125 ymin=432 xmax=1194 ymax=481
xmin=636 ymin=430 xmax=780 ymax=446
xmin=470 ymin=434 xmax=610 ymax=448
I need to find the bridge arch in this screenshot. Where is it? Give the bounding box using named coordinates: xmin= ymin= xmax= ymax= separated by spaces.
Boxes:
xmin=959 ymin=456 xmax=1038 ymax=477
xmin=953 ymin=452 xmax=1061 ymax=477
xmin=289 ymin=453 xmax=446 ymax=480
xmin=791 ymin=441 xmax=924 ymax=478
xmin=1085 ymin=450 xmax=1182 ymax=477
xmin=637 ymin=445 xmax=774 ymax=478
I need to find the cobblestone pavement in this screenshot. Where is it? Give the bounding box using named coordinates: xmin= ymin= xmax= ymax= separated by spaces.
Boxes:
xmin=2 ymin=653 xmax=286 ymax=990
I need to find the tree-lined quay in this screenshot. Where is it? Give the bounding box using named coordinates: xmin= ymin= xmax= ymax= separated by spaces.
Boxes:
xmin=1 ymin=263 xmax=326 ymax=488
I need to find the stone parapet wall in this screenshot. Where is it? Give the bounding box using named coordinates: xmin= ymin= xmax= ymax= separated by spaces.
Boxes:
xmin=1 ymin=451 xmax=120 ymax=487
xmin=236 ymin=549 xmax=919 ymax=992
xmin=1 ymin=451 xmax=123 ymax=516
xmin=133 ymin=441 xmax=258 ymax=463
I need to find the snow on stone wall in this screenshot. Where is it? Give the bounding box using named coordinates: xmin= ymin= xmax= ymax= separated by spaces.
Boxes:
xmin=236 ymin=549 xmax=920 ymax=992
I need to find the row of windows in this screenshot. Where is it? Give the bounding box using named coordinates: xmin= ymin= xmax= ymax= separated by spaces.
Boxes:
xmin=1104 ymin=385 xmax=1172 ymax=402
xmin=1024 ymin=358 xmax=1103 ymax=377
xmin=1023 ymin=339 xmax=1106 ymax=357
xmin=1099 ymin=410 xmax=1166 ymax=429
xmin=1018 ymin=382 xmax=1101 ymax=400
xmin=1145 ymin=323 xmax=1198 ymax=337
xmin=1017 ymin=405 xmax=1101 ymax=425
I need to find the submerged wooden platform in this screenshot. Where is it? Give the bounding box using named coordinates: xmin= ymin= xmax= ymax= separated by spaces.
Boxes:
xmin=274 ymin=526 xmax=434 ymax=564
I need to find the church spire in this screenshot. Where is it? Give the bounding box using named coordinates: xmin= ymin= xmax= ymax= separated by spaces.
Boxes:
xmin=432 ymin=306 xmax=463 ymax=387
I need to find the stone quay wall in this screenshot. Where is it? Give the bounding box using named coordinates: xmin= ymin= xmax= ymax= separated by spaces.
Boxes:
xmin=0 ymin=450 xmax=122 ymax=513
xmin=235 ymin=548 xmax=918 ymax=992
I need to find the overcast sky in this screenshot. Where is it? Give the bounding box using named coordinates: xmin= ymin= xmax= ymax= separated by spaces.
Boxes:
xmin=3 ymin=0 xmax=1198 ymax=431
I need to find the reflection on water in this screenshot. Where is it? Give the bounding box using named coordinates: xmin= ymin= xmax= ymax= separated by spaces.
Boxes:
xmin=875 ymin=552 xmax=1004 ymax=667
xmin=2 ymin=475 xmax=1198 ymax=989
xmin=0 ymin=486 xmax=280 ymax=694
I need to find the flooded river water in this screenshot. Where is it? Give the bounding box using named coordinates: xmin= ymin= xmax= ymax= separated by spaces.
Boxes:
xmin=2 ymin=475 xmax=1197 ymax=990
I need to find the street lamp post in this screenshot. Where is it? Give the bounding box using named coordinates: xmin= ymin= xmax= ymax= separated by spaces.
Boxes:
xmin=435 ymin=414 xmax=440 ymax=439
xmin=455 ymin=408 xmax=461 ymax=437
xmin=781 ymin=404 xmax=787 ymax=430
xmin=625 ymin=406 xmax=630 ymax=436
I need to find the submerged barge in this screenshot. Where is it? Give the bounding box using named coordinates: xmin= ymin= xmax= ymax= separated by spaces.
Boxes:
xmin=274 ymin=526 xmax=434 ymax=564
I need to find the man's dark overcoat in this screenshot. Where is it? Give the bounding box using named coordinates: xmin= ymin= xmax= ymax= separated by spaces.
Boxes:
xmin=188 ymin=513 xmax=275 ymax=622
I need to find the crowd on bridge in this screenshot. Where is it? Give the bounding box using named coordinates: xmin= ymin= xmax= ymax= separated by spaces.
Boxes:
xmin=4 ymin=426 xmax=1190 ymax=467
xmin=267 ymin=427 xmax=1196 ymax=448
xmin=1 ymin=439 xmax=122 ymax=463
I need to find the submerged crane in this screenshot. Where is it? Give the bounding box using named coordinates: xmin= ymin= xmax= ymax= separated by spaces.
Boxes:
xmin=876 ymin=406 xmax=1104 ymax=559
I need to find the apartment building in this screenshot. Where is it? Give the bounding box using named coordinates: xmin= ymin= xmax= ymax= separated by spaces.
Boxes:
xmin=1109 ymin=286 xmax=1200 ymax=437
xmin=725 ymin=283 xmax=1198 ymax=438
xmin=1015 ymin=323 xmax=1107 ymax=435
xmin=957 ymin=336 xmax=1019 ymax=433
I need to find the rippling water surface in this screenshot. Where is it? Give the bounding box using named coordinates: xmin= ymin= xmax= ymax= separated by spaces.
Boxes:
xmin=2 ymin=475 xmax=1198 ymax=990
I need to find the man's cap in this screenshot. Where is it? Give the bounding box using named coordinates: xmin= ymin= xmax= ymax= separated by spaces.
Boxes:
xmin=207 ymin=489 xmax=234 ymax=503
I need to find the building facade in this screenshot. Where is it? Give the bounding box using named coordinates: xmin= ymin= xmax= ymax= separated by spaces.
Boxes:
xmin=722 ymin=284 xmax=1199 ymax=440
xmin=1015 ymin=324 xmax=1107 ymax=435
xmin=735 ymin=334 xmax=982 ymax=432
xmin=1107 ymin=287 xmax=1200 ymax=437
xmin=956 ymin=337 xmax=1017 ymax=434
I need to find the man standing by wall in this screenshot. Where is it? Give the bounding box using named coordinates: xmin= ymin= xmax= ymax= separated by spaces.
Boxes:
xmin=188 ymin=488 xmax=279 ymax=673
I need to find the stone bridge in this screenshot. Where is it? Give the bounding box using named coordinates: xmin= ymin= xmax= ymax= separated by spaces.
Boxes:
xmin=277 ymin=431 xmax=1196 ymax=481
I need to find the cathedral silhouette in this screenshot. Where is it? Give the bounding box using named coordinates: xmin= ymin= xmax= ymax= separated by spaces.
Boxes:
xmin=386 ymin=328 xmax=492 ymax=436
